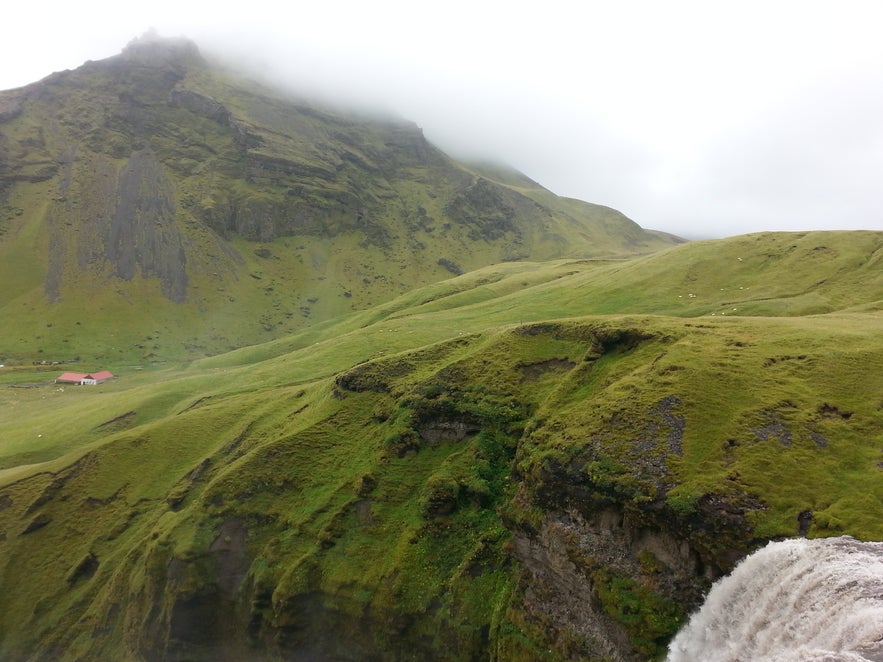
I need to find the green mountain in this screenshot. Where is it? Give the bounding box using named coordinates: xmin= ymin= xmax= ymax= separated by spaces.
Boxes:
xmin=0 ymin=225 xmax=880 ymax=660
xmin=0 ymin=34 xmax=677 ymax=366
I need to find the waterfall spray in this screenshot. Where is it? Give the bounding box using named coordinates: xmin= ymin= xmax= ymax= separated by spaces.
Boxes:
xmin=667 ymin=536 xmax=883 ymax=662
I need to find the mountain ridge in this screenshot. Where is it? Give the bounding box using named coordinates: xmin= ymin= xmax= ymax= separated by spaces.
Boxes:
xmin=0 ymin=34 xmax=678 ymax=364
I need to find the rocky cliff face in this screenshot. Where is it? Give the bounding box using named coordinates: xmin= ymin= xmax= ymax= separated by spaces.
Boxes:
xmin=44 ymin=146 xmax=188 ymax=302
xmin=507 ymin=476 xmax=759 ymax=660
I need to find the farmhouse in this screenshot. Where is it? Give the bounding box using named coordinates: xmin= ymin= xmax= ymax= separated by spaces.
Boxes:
xmin=55 ymin=371 xmax=114 ymax=385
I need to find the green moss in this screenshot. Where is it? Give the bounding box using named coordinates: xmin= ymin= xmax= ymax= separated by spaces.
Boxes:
xmin=592 ymin=568 xmax=686 ymax=656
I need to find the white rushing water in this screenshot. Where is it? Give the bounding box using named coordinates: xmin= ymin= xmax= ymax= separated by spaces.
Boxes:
xmin=667 ymin=536 xmax=883 ymax=662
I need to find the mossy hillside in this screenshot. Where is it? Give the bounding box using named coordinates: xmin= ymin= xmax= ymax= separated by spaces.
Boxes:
xmin=182 ymin=230 xmax=882 ymax=381
xmin=514 ymin=315 xmax=883 ymax=536
xmin=0 ymin=405 xmax=262 ymax=659
xmin=0 ymin=338 xmax=535 ymax=659
xmin=0 ymin=324 xmax=579 ymax=658
xmin=4 ymin=230 xmax=876 ymax=497
xmin=497 ymin=230 xmax=883 ymax=319
xmin=0 ymin=291 xmax=880 ymax=660
xmin=2 ymin=231 xmax=879 ymax=496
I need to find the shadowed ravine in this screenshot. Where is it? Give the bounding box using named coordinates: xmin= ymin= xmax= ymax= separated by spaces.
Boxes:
xmin=667 ymin=536 xmax=883 ymax=662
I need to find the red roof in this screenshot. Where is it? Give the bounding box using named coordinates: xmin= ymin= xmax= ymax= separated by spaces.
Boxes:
xmin=86 ymin=371 xmax=114 ymax=381
xmin=57 ymin=372 xmax=87 ymax=382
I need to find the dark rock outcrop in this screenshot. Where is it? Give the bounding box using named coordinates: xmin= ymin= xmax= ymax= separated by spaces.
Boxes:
xmin=107 ymin=148 xmax=188 ymax=301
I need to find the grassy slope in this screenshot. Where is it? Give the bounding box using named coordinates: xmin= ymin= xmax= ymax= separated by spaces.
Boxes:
xmin=2 ymin=230 xmax=878 ymax=506
xmin=0 ymin=231 xmax=880 ymax=660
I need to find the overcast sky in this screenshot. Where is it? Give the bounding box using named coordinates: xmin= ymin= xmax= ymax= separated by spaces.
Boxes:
xmin=3 ymin=1 xmax=882 ymax=238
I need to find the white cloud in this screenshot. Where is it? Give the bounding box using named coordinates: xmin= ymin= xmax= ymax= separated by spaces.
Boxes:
xmin=2 ymin=0 xmax=882 ymax=237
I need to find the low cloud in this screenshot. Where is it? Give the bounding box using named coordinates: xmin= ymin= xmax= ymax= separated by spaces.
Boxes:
xmin=2 ymin=1 xmax=882 ymax=238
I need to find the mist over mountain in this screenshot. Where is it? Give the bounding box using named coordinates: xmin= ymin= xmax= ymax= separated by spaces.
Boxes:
xmin=0 ymin=34 xmax=677 ymax=364
xmin=0 ymin=33 xmax=880 ymax=662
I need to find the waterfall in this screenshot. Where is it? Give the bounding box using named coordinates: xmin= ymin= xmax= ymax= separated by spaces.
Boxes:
xmin=667 ymin=536 xmax=883 ymax=662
